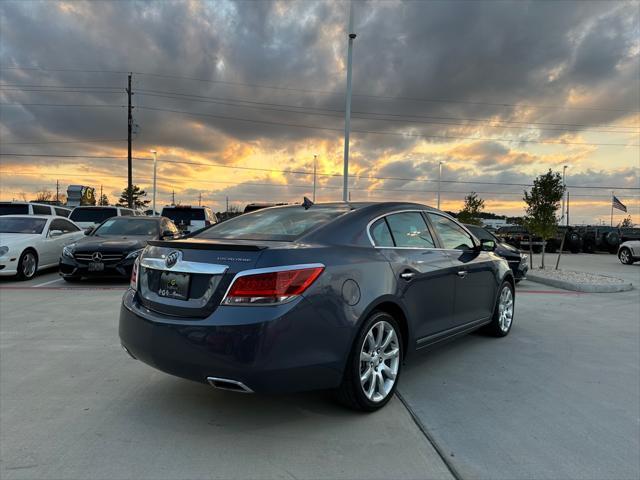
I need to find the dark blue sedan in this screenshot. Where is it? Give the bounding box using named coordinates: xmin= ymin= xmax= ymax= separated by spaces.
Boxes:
xmin=119 ymin=202 xmax=515 ymax=411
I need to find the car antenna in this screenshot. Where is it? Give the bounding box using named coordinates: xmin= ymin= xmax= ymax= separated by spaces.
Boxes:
xmin=302 ymin=196 xmax=314 ymax=210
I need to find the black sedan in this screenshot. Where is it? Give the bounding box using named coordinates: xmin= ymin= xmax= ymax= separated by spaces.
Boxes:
xmin=465 ymin=224 xmax=529 ymax=283
xmin=60 ymin=216 xmax=180 ymax=281
xmin=119 ymin=202 xmax=515 ymax=411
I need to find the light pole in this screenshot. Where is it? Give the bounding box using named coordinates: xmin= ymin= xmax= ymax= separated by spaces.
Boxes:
xmin=342 ymin=1 xmax=356 ymax=202
xmin=437 ymin=161 xmax=445 ymax=210
xmin=313 ymin=154 xmax=317 ymax=203
xmin=561 ymin=165 xmax=568 ymax=225
xmin=150 ymin=150 xmax=157 ymax=215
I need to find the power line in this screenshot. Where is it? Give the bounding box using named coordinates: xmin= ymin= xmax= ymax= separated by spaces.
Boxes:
xmin=2 ymin=153 xmax=638 ymax=191
xmin=0 ymin=138 xmax=126 ymax=145
xmin=135 ymin=105 xmax=640 ymax=147
xmin=2 ymin=65 xmax=636 ymax=114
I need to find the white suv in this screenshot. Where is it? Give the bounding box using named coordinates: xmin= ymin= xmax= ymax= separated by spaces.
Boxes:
xmin=160 ymin=206 xmax=217 ymax=234
xmin=0 ymin=202 xmax=71 ymax=217
xmin=69 ymin=206 xmax=136 ymax=229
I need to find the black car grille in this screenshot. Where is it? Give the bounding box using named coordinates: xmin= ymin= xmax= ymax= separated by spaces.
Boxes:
xmin=74 ymin=252 xmax=124 ymax=263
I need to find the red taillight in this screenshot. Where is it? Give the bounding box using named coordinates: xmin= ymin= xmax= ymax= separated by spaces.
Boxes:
xmin=130 ymin=258 xmax=139 ymax=290
xmin=223 ymin=266 xmax=324 ymax=305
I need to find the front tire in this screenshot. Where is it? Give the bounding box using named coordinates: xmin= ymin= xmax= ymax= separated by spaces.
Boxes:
xmin=336 ymin=311 xmax=403 ymax=412
xmin=16 ymin=250 xmax=38 ymax=281
xmin=482 ymin=281 xmax=515 ymax=337
xmin=619 ymin=248 xmax=634 ymax=265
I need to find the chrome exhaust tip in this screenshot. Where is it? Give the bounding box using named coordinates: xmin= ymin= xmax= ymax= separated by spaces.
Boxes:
xmin=206 ymin=376 xmax=253 ymax=393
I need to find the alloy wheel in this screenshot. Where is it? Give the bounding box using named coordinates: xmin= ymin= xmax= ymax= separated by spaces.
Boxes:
xmin=359 ymin=320 xmax=400 ymax=403
xmin=498 ymin=286 xmax=514 ymax=332
xmin=22 ymin=252 xmax=37 ymax=278
xmin=620 ymin=250 xmax=630 ymax=264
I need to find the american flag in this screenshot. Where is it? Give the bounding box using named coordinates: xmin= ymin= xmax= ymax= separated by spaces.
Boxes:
xmin=612 ymin=195 xmax=627 ymax=213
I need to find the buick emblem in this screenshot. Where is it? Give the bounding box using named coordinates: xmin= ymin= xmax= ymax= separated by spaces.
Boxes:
xmin=91 ymin=252 xmax=103 ymax=262
xmin=165 ymin=251 xmax=180 ymax=268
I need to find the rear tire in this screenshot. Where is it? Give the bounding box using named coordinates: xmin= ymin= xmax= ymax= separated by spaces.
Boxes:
xmin=16 ymin=249 xmax=38 ymax=281
xmin=482 ymin=281 xmax=515 ymax=337
xmin=335 ymin=311 xmax=403 ymax=412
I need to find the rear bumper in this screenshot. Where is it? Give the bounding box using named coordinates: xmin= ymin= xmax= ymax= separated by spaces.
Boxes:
xmin=118 ymin=290 xmax=349 ymax=393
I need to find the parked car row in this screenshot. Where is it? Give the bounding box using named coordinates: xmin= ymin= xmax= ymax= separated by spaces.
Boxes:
xmin=0 ymin=214 xmax=183 ymax=281
xmin=495 ymin=225 xmax=640 ymax=254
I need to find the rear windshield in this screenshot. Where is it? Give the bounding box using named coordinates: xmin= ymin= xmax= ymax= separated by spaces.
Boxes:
xmin=93 ymin=218 xmax=158 ymax=236
xmin=196 ymin=206 xmax=348 ymax=241
xmin=70 ymin=207 xmax=118 ymax=223
xmin=0 ymin=204 xmax=29 ymax=215
xmin=162 ymin=208 xmax=205 ymax=224
xmin=0 ymin=217 xmax=47 ymax=234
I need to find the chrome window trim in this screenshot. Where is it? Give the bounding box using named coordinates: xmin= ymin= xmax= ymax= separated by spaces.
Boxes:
xmin=366 ymin=209 xmax=439 ymax=250
xmin=140 ymin=252 xmax=229 ymax=275
xmin=221 ymin=263 xmax=325 ymax=306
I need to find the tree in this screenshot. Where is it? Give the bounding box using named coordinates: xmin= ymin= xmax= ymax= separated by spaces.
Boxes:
xmin=34 ymin=188 xmax=53 ymax=202
xmin=116 ymin=185 xmax=150 ymax=209
xmin=98 ymin=194 xmax=110 ymax=206
xmin=618 ymin=216 xmax=633 ymax=228
xmin=457 ymin=192 xmax=485 ymax=225
xmin=523 ymin=170 xmax=565 ymax=269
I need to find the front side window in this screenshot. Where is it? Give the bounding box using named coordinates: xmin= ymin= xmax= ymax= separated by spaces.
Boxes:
xmin=54 ymin=207 xmax=70 ymax=217
xmin=32 ymin=204 xmax=51 ymax=215
xmin=0 ymin=217 xmax=47 ymax=234
xmin=50 ymin=219 xmax=80 ymax=234
xmin=369 ymin=218 xmax=394 ymax=247
xmin=428 ymin=214 xmax=475 ymax=250
xmin=197 ymin=206 xmax=349 ymax=241
xmin=385 ymin=212 xmax=435 ymax=248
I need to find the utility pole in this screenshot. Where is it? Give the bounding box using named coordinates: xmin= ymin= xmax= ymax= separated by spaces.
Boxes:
xmin=150 ymin=150 xmax=157 ymax=215
xmin=313 ymin=154 xmax=317 ymax=202
xmin=126 ymin=73 xmax=133 ymax=208
xmin=226 ymin=196 xmax=229 ymax=212
xmin=610 ymin=191 xmax=614 ymax=227
xmin=437 ymin=161 xmax=445 ymax=210
xmin=561 ymin=165 xmax=567 ymax=223
xmin=100 ymin=185 xmax=103 ymax=205
xmin=342 ymin=1 xmax=356 ymax=202
xmin=199 ymin=192 xmax=202 ymax=207
xmin=55 ymin=180 xmax=59 ymax=204
xmin=566 ymin=191 xmax=570 ymax=226
xmin=172 ymin=190 xmax=175 ymax=206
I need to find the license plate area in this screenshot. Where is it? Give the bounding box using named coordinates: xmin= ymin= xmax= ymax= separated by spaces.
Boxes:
xmin=158 ymin=271 xmax=190 ymax=300
xmin=88 ymin=262 xmax=104 ymax=272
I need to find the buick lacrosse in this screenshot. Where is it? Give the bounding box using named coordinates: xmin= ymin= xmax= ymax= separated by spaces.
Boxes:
xmin=119 ymin=202 xmax=515 ymax=411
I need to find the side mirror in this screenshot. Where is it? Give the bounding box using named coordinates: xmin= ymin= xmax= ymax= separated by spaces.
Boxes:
xmin=480 ymin=239 xmax=496 ymax=251
xmin=49 ymin=229 xmax=63 ymax=238
xmin=84 ymin=227 xmax=94 ymax=236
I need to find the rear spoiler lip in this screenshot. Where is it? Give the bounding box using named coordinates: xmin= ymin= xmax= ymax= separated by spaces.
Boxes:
xmin=147 ymin=240 xmax=267 ymax=251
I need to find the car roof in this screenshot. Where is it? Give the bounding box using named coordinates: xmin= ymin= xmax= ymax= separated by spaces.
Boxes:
xmin=0 ymin=215 xmax=63 ymax=220
xmin=73 ymin=205 xmax=123 ymax=209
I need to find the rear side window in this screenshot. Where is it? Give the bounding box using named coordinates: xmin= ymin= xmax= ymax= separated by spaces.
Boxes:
xmin=197 ymin=206 xmax=349 ymax=241
xmin=70 ymin=207 xmax=118 ymax=223
xmin=119 ymin=209 xmax=133 ymax=216
xmin=54 ymin=207 xmax=70 ymax=217
xmin=0 ymin=204 xmax=29 ymax=215
xmin=162 ymin=208 xmax=206 ymax=223
xmin=32 ymin=204 xmax=51 ymax=215
xmin=385 ymin=212 xmax=435 ymax=248
xmin=369 ymin=218 xmax=394 ymax=247
xmin=428 ymin=214 xmax=475 ymax=251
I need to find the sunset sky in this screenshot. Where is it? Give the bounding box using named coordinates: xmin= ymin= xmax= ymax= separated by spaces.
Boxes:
xmin=0 ymin=0 xmax=638 ymax=224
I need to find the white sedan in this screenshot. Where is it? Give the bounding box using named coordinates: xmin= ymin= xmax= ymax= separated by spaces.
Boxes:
xmin=618 ymin=240 xmax=640 ymax=265
xmin=0 ymin=215 xmax=85 ymax=280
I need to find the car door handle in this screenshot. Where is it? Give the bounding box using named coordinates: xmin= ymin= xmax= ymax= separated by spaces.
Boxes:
xmin=457 ymin=270 xmax=468 ymax=278
xmin=400 ymin=271 xmax=416 ymax=280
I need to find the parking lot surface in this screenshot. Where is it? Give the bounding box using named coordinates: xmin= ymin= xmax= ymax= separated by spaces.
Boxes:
xmin=1 ymin=253 xmax=638 ymax=480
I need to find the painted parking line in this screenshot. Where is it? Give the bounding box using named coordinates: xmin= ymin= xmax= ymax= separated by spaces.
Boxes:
xmin=32 ymin=278 xmax=65 ymax=288
xmin=518 ymin=289 xmax=584 ymax=295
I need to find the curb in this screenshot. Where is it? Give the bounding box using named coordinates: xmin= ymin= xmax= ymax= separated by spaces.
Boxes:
xmin=526 ymin=273 xmax=633 ymax=293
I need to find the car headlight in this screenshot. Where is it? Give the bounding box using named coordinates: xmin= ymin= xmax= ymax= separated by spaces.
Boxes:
xmin=62 ymin=244 xmax=76 ymax=258
xmin=0 ymin=246 xmax=8 ymax=257
xmin=520 ymin=253 xmax=529 ymax=264
xmin=125 ymin=249 xmax=144 ymax=260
